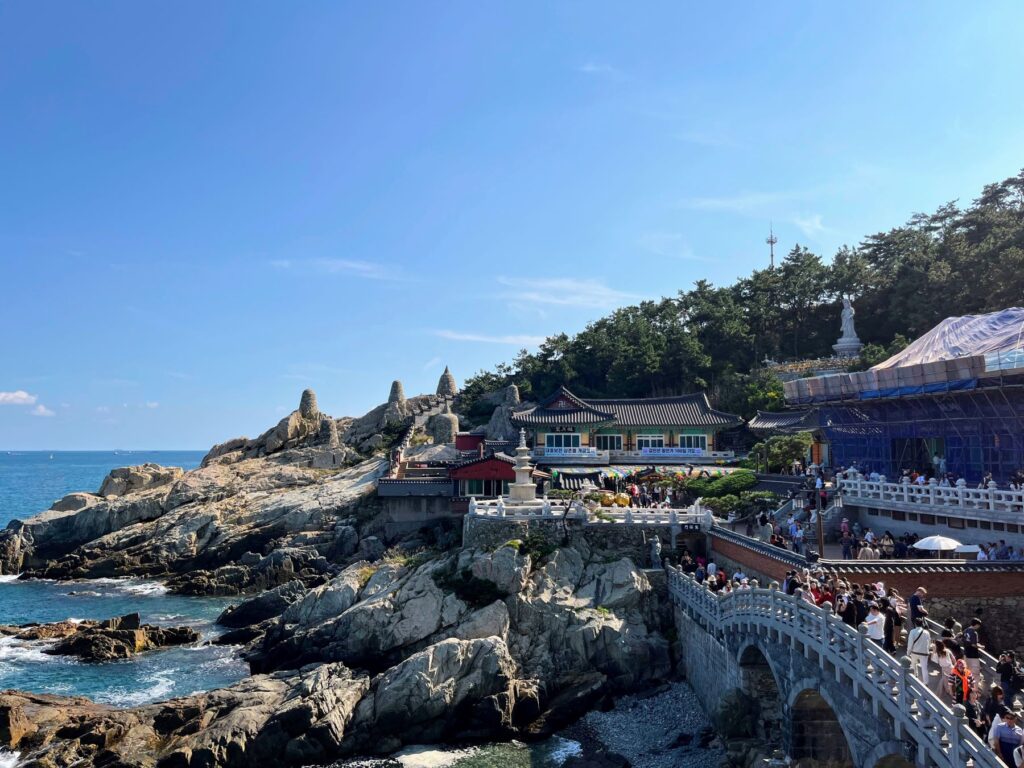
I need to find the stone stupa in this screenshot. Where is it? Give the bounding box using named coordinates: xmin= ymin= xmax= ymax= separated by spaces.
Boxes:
xmin=507 ymin=428 xmax=537 ymax=504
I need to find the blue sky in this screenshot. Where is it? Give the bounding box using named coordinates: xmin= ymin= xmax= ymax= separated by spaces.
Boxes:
xmin=3 ymin=2 xmax=1024 ymax=450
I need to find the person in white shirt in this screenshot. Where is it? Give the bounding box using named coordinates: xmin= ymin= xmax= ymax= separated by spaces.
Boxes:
xmin=706 ymin=560 xmax=718 ymax=576
xmin=907 ymin=618 xmax=932 ymax=683
xmin=864 ymin=529 xmax=876 ymax=545
xmin=864 ymin=604 xmax=885 ymax=644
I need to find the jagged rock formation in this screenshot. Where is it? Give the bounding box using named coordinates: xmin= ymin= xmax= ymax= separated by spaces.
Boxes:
xmin=0 ymin=457 xmax=387 ymax=580
xmin=436 ymin=366 xmax=458 ymax=397
xmin=383 ymin=380 xmax=407 ymax=427
xmin=99 ymin=464 xmax=184 ymax=498
xmin=0 ymin=540 xmax=667 ymax=766
xmin=485 ymin=384 xmax=523 ymax=441
xmin=0 ymin=613 xmax=198 ymax=662
xmin=0 ymin=384 xmax=675 ymax=767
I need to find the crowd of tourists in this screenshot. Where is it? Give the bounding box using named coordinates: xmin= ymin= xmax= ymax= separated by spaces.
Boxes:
xmin=675 ymin=552 xmax=1024 ymax=766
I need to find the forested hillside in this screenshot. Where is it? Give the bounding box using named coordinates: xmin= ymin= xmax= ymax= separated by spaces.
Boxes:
xmin=462 ymin=170 xmax=1024 ymax=421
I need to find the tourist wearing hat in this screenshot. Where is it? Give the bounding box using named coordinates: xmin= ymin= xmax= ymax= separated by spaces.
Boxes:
xmin=909 ymin=587 xmax=928 ymax=623
xmin=991 ymin=706 xmax=1024 ymax=766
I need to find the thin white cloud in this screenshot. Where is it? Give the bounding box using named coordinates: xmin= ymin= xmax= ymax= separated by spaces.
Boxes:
xmin=434 ymin=330 xmax=547 ymax=346
xmin=95 ymin=406 xmax=112 ymax=414
xmin=145 ymin=401 xmax=160 ymax=409
xmin=167 ymin=371 xmax=194 ymax=380
xmin=496 ymin=277 xmax=642 ymax=308
xmin=31 ymin=404 xmax=55 ymax=417
xmin=271 ymin=258 xmax=401 ymax=281
xmin=637 ymin=232 xmax=708 ymax=261
xmin=793 ymin=214 xmax=830 ymax=238
xmin=422 ymin=356 xmax=443 ymax=371
xmin=0 ymin=390 xmax=37 ymax=406
xmin=576 ymin=62 xmax=624 ymax=79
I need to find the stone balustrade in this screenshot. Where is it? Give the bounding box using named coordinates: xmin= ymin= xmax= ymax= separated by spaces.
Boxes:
xmin=667 ymin=565 xmax=1003 ymax=768
xmin=466 ymin=497 xmax=713 ymax=529
xmin=839 ymin=474 xmax=1024 ymax=523
xmin=528 ymin=447 xmax=735 ymax=464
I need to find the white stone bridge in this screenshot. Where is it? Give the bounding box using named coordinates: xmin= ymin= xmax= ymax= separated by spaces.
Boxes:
xmin=668 ymin=565 xmax=1002 ymax=768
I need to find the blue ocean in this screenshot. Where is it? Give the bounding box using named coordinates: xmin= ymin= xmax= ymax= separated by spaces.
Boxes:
xmin=0 ymin=451 xmax=249 ymax=706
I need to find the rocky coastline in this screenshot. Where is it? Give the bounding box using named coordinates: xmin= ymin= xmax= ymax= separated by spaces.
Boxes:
xmin=0 ymin=385 xmax=719 ymax=768
xmin=0 ymin=612 xmax=199 ymax=662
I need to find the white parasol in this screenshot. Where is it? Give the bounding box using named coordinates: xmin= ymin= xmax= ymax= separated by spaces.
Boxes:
xmin=912 ymin=535 xmax=962 ymax=551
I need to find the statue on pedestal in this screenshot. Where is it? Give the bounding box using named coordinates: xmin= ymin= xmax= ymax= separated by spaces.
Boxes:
xmin=832 ymin=297 xmax=863 ymax=358
xmin=649 ymin=536 xmax=662 ymax=568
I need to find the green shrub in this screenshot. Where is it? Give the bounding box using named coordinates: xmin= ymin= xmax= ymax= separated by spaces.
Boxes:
xmin=521 ymin=531 xmax=557 ymax=563
xmin=357 ymin=565 xmax=378 ymax=588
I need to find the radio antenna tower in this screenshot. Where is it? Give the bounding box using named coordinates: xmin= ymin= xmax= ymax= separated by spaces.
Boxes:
xmin=766 ymin=223 xmax=778 ymax=269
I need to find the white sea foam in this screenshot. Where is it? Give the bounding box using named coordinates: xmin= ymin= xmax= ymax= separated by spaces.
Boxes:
xmin=122 ymin=581 xmax=169 ymax=596
xmin=0 ymin=749 xmax=21 ymax=768
xmin=546 ymin=736 xmax=583 ymax=764
xmin=93 ymin=671 xmax=177 ymax=707
xmin=0 ymin=575 xmax=20 ymax=583
xmin=0 ymin=636 xmax=58 ymax=665
xmin=392 ymin=745 xmax=479 ymax=768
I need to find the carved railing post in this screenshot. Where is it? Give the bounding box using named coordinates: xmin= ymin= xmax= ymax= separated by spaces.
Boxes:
xmin=950 ymin=704 xmax=967 ymax=765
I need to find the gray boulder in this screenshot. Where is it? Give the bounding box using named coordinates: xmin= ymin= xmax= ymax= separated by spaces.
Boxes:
xmin=218 ymin=580 xmax=309 ymax=628
xmin=98 ymin=464 xmax=183 ymax=498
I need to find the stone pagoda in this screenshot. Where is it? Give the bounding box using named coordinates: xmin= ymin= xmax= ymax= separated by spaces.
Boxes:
xmin=507 ymin=428 xmax=538 ymax=504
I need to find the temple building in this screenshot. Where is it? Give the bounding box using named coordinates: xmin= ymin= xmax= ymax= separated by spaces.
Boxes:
xmin=748 ymin=409 xmax=829 ymax=467
xmin=510 ymin=386 xmax=742 ymax=465
xmin=780 ymin=307 xmax=1024 ymax=482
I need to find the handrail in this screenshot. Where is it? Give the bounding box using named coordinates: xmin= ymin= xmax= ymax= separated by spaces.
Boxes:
xmin=466 ymin=498 xmax=714 ymax=529
xmin=839 ymin=475 xmax=1024 ymax=522
xmin=667 ymin=565 xmax=1002 ymax=768
xmin=923 ymin=616 xmax=1002 ymax=694
xmin=710 ymin=525 xmax=1024 ymax=572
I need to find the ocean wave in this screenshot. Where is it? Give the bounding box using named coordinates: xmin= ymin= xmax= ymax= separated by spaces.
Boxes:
xmin=121 ymin=581 xmax=169 ymax=596
xmin=92 ymin=671 xmax=176 ymax=707
xmin=0 ymin=636 xmax=60 ymax=665
xmin=0 ymin=575 xmax=21 ymax=584
xmin=0 ymin=749 xmax=21 ymax=768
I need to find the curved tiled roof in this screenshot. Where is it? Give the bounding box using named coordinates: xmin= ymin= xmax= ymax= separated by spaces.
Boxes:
xmin=511 ymin=386 xmax=616 ymax=426
xmin=748 ymin=409 xmax=821 ymax=433
xmin=589 ymin=393 xmax=742 ymax=428
xmin=510 ymin=386 xmax=742 ymax=428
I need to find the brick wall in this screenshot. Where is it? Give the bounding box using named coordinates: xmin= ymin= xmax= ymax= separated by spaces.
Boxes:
xmin=710 ymin=531 xmax=1024 ymax=651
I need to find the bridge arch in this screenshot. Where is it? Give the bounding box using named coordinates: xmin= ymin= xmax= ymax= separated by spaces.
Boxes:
xmin=736 ymin=642 xmax=784 ymax=748
xmin=787 ymin=681 xmax=855 ymax=767
xmin=863 ymin=741 xmax=916 ymax=768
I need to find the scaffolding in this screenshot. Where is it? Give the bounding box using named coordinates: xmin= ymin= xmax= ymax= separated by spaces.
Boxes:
xmin=821 ymin=382 xmax=1024 ymax=483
